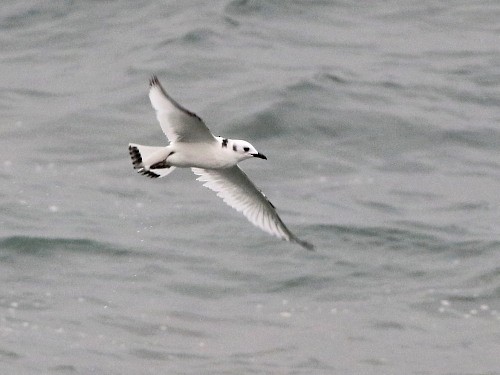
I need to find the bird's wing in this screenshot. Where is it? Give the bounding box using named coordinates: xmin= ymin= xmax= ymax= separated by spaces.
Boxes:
xmin=192 ymin=166 xmax=313 ymax=250
xmin=148 ymin=76 xmax=215 ymax=143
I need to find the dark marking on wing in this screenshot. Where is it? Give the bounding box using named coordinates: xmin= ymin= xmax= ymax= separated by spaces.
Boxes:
xmin=129 ymin=145 xmax=142 ymax=168
xmin=151 ymin=160 xmax=170 ymax=169
xmin=260 ymin=191 xmax=276 ymax=209
xmin=139 ymin=169 xmax=160 ymax=178
xmin=149 ymin=75 xmax=203 ymax=122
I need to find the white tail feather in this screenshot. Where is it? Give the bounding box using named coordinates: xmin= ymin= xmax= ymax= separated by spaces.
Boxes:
xmin=128 ymin=143 xmax=177 ymax=178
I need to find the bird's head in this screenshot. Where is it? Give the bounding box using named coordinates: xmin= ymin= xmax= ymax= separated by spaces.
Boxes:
xmin=230 ymin=139 xmax=267 ymax=162
xmin=216 ymin=137 xmax=267 ymax=162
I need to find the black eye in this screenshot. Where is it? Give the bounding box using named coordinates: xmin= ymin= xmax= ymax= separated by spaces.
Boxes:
xmin=243 ymin=147 xmax=250 ymax=152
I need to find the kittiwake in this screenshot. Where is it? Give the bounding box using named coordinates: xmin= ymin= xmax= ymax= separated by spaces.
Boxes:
xmin=128 ymin=75 xmax=313 ymax=250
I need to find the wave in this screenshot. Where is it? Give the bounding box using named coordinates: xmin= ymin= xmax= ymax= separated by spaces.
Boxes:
xmin=0 ymin=235 xmax=134 ymax=257
xmin=310 ymin=223 xmax=500 ymax=255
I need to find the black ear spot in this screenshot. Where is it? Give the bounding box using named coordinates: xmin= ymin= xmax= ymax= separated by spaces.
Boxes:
xmin=233 ymin=145 xmax=237 ymax=152
xmin=243 ymin=147 xmax=250 ymax=152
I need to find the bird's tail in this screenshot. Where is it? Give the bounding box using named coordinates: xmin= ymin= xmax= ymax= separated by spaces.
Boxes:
xmin=128 ymin=143 xmax=177 ymax=178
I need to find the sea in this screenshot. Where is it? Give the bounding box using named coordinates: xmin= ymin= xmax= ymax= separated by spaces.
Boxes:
xmin=1 ymin=1 xmax=499 ymax=374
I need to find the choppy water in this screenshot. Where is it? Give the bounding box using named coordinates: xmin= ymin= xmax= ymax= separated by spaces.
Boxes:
xmin=1 ymin=1 xmax=499 ymax=374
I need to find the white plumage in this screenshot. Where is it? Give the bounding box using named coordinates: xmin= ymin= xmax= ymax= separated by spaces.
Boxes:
xmin=128 ymin=75 xmax=313 ymax=250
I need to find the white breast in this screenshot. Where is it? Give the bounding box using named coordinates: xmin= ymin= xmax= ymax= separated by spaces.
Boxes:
xmin=168 ymin=142 xmax=239 ymax=169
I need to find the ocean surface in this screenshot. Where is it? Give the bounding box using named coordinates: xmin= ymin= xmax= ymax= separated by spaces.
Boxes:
xmin=1 ymin=1 xmax=499 ymax=374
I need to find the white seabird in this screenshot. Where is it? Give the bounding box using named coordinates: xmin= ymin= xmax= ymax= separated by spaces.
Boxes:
xmin=129 ymin=76 xmax=313 ymax=250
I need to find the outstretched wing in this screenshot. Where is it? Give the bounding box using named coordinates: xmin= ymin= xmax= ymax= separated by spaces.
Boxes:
xmin=149 ymin=76 xmax=215 ymax=143
xmin=192 ymin=166 xmax=313 ymax=250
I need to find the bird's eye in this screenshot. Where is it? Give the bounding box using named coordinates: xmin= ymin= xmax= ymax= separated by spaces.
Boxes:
xmin=243 ymin=147 xmax=250 ymax=152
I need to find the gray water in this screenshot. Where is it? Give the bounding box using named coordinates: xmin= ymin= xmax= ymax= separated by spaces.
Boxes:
xmin=1 ymin=1 xmax=499 ymax=374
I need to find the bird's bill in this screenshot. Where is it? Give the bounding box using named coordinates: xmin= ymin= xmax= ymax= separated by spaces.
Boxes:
xmin=252 ymin=153 xmax=267 ymax=160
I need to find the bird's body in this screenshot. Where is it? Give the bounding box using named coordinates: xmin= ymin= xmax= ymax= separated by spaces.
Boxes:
xmin=128 ymin=76 xmax=313 ymax=250
xmin=142 ymin=137 xmax=262 ymax=169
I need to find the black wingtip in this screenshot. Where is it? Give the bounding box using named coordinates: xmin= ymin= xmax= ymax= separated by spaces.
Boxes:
xmin=297 ymin=239 xmax=315 ymax=251
xmin=149 ymin=75 xmax=159 ymax=87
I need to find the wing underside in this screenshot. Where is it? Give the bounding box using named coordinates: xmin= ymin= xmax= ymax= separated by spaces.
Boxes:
xmin=192 ymin=166 xmax=313 ymax=250
xmin=149 ymin=76 xmax=215 ymax=143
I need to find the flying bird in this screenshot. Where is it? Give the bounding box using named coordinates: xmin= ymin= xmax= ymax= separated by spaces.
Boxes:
xmin=129 ymin=76 xmax=313 ymax=250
